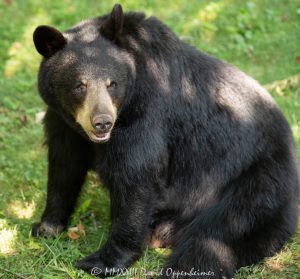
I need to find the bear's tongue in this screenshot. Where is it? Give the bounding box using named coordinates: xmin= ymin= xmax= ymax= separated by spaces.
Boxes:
xmin=94 ymin=133 xmax=106 ymax=139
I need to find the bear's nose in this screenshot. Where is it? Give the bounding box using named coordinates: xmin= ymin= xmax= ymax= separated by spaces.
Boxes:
xmin=91 ymin=115 xmax=113 ymax=133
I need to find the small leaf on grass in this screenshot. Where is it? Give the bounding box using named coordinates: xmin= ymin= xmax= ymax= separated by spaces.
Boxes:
xmin=69 ymin=227 xmax=79 ymax=232
xmin=77 ymin=223 xmax=86 ymax=236
xmin=4 ymin=0 xmax=12 ymax=6
xmin=19 ymin=115 xmax=27 ymax=125
xmin=296 ymin=56 xmax=300 ymax=65
xmin=68 ymin=223 xmax=86 ymax=240
xmin=35 ymin=111 xmax=45 ymax=123
xmin=281 ymin=14 xmax=289 ymax=22
xmin=68 ymin=230 xmax=80 ymax=240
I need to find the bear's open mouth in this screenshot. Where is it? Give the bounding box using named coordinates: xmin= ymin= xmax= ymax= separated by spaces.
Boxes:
xmin=90 ymin=131 xmax=111 ymax=143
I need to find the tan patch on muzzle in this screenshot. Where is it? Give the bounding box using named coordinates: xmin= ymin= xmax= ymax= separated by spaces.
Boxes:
xmin=75 ymin=84 xmax=117 ymax=138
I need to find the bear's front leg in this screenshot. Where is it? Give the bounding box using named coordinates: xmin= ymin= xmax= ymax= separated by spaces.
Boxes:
xmin=77 ymin=184 xmax=153 ymax=277
xmin=32 ymin=109 xmax=92 ymax=237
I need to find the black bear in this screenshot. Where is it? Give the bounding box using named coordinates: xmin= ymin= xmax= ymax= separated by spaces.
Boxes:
xmin=32 ymin=4 xmax=299 ymax=278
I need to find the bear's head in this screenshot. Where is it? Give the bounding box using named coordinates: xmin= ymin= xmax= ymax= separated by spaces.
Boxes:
xmin=33 ymin=4 xmax=134 ymax=143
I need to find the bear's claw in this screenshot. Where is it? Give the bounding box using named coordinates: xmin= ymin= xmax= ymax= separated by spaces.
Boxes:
xmin=31 ymin=222 xmax=65 ymax=237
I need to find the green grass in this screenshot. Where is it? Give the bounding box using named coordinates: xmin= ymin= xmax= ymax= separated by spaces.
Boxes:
xmin=0 ymin=0 xmax=300 ymax=278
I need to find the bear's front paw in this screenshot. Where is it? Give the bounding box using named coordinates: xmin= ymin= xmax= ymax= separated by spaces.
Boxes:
xmin=77 ymin=252 xmax=125 ymax=278
xmin=31 ymin=222 xmax=65 ymax=237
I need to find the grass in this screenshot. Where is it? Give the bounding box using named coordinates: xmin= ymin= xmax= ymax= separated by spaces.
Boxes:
xmin=0 ymin=0 xmax=300 ymax=278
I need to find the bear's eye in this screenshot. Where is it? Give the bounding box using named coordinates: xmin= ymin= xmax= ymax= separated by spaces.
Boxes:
xmin=107 ymin=81 xmax=118 ymax=89
xmin=74 ymin=82 xmax=87 ymax=95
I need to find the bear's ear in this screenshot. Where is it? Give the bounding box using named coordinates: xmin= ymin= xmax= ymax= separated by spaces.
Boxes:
xmin=100 ymin=4 xmax=124 ymax=44
xmin=33 ymin=25 xmax=67 ymax=58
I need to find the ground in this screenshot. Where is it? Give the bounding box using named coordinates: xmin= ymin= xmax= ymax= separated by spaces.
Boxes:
xmin=0 ymin=0 xmax=300 ymax=278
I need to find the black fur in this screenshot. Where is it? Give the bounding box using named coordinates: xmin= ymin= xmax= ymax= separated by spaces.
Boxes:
xmin=32 ymin=4 xmax=299 ymax=278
